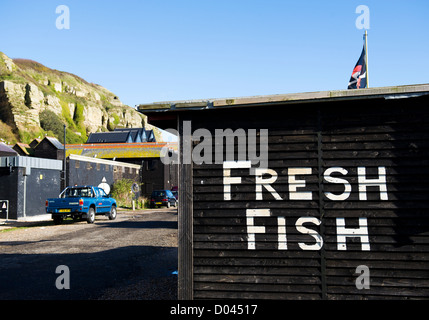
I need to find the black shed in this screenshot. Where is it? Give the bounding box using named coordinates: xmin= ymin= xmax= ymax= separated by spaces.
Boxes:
xmin=33 ymin=136 xmax=64 ymax=160
xmin=0 ymin=156 xmax=62 ymax=220
xmin=139 ymin=84 xmax=429 ymax=300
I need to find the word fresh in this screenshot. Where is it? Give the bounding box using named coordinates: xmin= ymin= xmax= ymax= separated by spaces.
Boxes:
xmin=223 ymin=161 xmax=388 ymax=201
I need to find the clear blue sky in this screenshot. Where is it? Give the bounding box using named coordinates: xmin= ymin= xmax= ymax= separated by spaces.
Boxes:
xmin=1 ymin=0 xmax=428 ymax=107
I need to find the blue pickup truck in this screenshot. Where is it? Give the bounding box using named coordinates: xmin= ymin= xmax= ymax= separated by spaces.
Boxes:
xmin=46 ymin=185 xmax=117 ymax=224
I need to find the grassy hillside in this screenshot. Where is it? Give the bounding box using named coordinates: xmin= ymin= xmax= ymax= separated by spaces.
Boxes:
xmin=0 ymin=51 xmax=146 ymax=144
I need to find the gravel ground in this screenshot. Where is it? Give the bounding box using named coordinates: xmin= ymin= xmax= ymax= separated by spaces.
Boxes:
xmin=0 ymin=209 xmax=178 ymax=300
xmin=99 ymin=275 xmax=177 ymax=300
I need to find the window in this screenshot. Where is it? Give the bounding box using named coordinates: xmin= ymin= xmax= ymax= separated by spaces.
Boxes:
xmin=65 ymin=187 xmax=93 ymax=198
xmin=98 ymin=188 xmax=107 ymax=197
xmin=152 ymin=191 xmax=166 ymax=197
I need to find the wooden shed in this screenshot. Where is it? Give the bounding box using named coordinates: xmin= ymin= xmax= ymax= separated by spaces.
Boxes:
xmin=33 ymin=136 xmax=64 ymax=160
xmin=139 ymin=84 xmax=429 ymax=300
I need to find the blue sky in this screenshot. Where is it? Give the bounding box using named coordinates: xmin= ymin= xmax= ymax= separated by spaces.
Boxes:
xmin=1 ymin=0 xmax=428 ymax=107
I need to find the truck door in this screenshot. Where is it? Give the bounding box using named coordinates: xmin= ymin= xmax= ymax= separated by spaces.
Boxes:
xmin=97 ymin=187 xmax=111 ymax=213
xmin=92 ymin=187 xmax=104 ymax=213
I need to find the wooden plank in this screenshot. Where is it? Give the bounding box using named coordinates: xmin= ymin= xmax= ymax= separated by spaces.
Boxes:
xmin=177 ymin=114 xmax=193 ymax=300
xmin=193 ymin=290 xmax=321 ymax=300
xmin=193 ymin=265 xmax=322 ymax=276
xmin=194 ymin=274 xmax=321 ymax=285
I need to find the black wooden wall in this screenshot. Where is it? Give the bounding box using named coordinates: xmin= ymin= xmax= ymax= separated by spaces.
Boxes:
xmin=0 ymin=166 xmax=61 ymax=219
xmin=179 ymin=94 xmax=429 ymax=299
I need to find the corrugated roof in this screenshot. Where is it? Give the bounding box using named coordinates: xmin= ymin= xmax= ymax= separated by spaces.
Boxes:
xmin=0 ymin=156 xmax=63 ymax=170
xmin=114 ymin=128 xmax=145 ymax=142
xmin=112 ymin=127 xmax=157 ymax=142
xmin=45 ymin=137 xmax=64 ymax=150
xmin=86 ymin=131 xmax=132 ymax=144
xmin=114 ymin=128 xmax=144 ymax=135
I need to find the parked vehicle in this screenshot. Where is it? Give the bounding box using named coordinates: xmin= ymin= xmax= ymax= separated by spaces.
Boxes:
xmin=150 ymin=190 xmax=177 ymax=208
xmin=171 ymin=186 xmax=178 ymax=201
xmin=46 ymin=185 xmax=117 ymax=224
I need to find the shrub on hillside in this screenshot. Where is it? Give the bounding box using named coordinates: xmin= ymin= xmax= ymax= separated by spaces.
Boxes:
xmin=39 ymin=110 xmax=63 ymax=138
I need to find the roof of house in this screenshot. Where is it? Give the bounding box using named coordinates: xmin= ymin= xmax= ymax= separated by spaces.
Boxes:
xmin=86 ymin=131 xmax=133 ymax=144
xmin=0 ymin=142 xmax=18 ymax=156
xmin=114 ymin=128 xmax=144 ymax=142
xmin=85 ymin=127 xmax=157 ymax=145
xmin=13 ymin=142 xmax=31 ymax=156
xmin=114 ymin=128 xmax=145 ymax=134
xmin=137 ymin=83 xmax=429 ymax=112
xmin=145 ymin=129 xmax=155 ymax=142
xmin=29 ymin=138 xmax=42 ymax=148
xmin=43 ymin=136 xmax=65 ymax=150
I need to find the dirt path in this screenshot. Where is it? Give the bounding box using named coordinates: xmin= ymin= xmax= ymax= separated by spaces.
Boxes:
xmin=0 ymin=209 xmax=178 ymax=299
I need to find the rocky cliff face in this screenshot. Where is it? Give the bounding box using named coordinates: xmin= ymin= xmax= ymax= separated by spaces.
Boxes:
xmin=0 ymin=51 xmax=146 ymax=144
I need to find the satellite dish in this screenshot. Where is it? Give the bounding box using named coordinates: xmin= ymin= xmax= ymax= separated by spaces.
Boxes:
xmin=98 ymin=177 xmax=111 ymax=194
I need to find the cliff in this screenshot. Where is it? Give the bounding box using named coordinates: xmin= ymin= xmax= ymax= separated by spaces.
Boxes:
xmin=0 ymin=51 xmax=149 ymax=144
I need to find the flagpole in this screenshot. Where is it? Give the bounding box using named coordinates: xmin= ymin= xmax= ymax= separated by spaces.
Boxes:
xmin=364 ymin=30 xmax=369 ymax=88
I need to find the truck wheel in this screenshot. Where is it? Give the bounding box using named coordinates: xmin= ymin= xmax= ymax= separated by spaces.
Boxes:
xmin=87 ymin=207 xmax=95 ymax=224
xmin=109 ymin=205 xmax=117 ymax=220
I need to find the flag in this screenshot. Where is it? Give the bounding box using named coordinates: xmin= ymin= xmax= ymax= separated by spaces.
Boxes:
xmin=348 ymin=45 xmax=367 ymax=89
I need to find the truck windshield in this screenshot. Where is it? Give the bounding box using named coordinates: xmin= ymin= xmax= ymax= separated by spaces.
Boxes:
xmin=64 ymin=187 xmax=93 ymax=198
